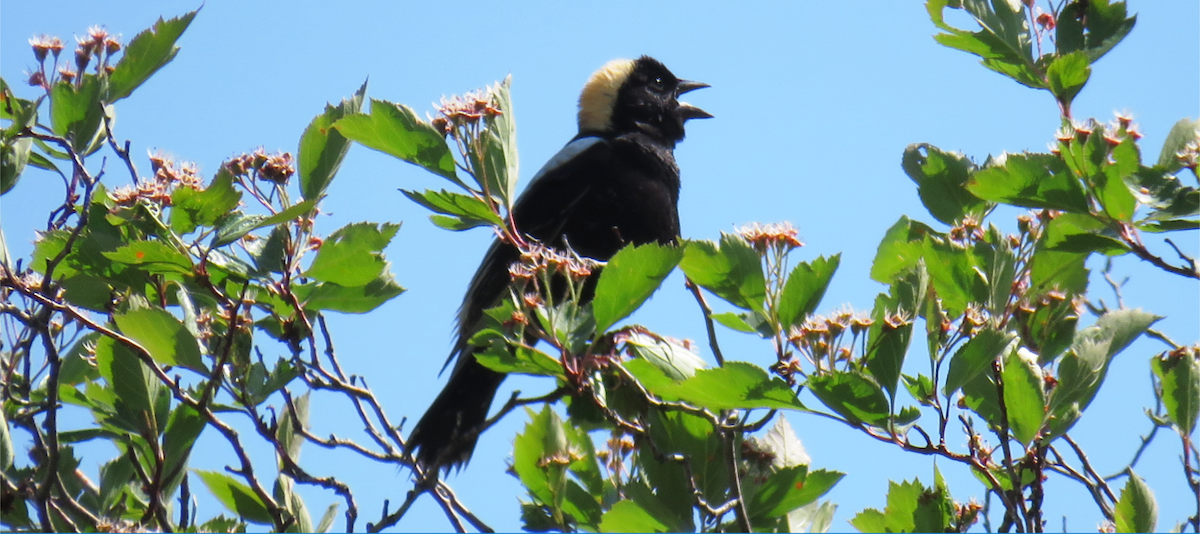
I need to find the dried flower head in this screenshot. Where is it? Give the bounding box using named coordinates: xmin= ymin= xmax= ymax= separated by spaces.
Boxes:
xmin=29 ymin=35 xmax=64 ymax=63
xmin=436 ymin=88 xmax=502 ymax=126
xmin=26 ymin=70 xmax=46 ymax=88
xmin=57 ymin=65 xmax=77 ymax=84
xmin=739 ymin=221 xmax=803 ymax=254
xmin=1035 ymin=10 xmax=1056 ymax=30
xmin=259 ymin=151 xmax=295 ymax=184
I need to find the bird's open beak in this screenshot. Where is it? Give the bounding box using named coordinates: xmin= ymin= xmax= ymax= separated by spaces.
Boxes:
xmin=676 ymin=79 xmax=712 ymax=120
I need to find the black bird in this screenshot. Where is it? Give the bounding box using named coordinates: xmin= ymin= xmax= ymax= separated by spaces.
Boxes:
xmin=407 ymin=56 xmax=710 ymax=471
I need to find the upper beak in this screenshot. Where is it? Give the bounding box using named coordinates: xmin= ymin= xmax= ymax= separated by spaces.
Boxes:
xmin=676 ymin=79 xmax=712 ymax=120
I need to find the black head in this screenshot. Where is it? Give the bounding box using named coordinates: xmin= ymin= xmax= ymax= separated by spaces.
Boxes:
xmin=577 ymin=56 xmax=711 ymax=143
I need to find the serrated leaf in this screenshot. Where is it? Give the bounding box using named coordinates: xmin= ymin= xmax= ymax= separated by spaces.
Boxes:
xmin=305 ymin=222 xmax=399 ymax=286
xmin=171 ymin=168 xmax=242 ymax=233
xmin=334 ymin=99 xmax=458 ymax=183
xmin=1045 ymin=52 xmax=1091 ymax=109
xmin=967 ymin=153 xmax=1089 ymax=213
xmin=944 ymin=329 xmax=1013 ymax=396
xmin=1156 ymin=118 xmax=1199 ymax=172
xmin=294 ymin=271 xmax=405 ymax=314
xmin=1002 ymin=347 xmax=1046 ymax=446
xmin=114 ymin=308 xmax=206 ymax=373
xmin=902 ymin=144 xmax=989 ymax=225
xmin=1044 ymin=212 xmax=1130 ymax=256
xmin=103 ymin=240 xmax=193 ymax=275
xmin=401 ymin=189 xmax=503 ymax=229
xmin=93 ymin=336 xmax=160 ymax=435
xmin=807 ymin=371 xmax=890 ymax=427
xmin=592 ymin=243 xmax=682 ymax=332
xmin=107 ymin=11 xmax=198 ymax=102
xmin=300 ymin=80 xmax=366 ymax=201
xmin=871 ymin=216 xmax=937 ymax=284
xmin=748 ymin=465 xmax=844 ymax=521
xmin=1113 ymin=469 xmax=1157 ymax=533
xmin=622 ymin=332 xmax=706 ymax=381
xmin=679 ymin=234 xmax=766 ymax=315
xmin=711 ymin=311 xmax=756 ymax=333
xmin=777 ymin=254 xmax=840 ymax=329
xmin=1151 ymin=348 xmax=1199 ymax=436
xmin=657 ymin=362 xmax=803 ymax=411
xmin=599 ymin=500 xmax=671 ymax=533
xmin=196 ymin=469 xmax=273 ymax=525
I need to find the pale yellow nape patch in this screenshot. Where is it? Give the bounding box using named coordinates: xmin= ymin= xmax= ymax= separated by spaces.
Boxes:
xmin=577 ymin=59 xmax=636 ymax=133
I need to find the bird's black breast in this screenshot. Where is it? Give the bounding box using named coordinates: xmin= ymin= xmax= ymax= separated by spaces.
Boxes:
xmin=513 ymin=133 xmax=681 ymax=259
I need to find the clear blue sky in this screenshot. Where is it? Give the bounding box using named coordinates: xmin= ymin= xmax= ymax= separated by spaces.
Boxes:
xmin=3 ymin=2 xmax=1197 ymax=532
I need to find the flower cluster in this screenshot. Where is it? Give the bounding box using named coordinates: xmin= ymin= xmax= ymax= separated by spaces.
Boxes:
xmin=739 ymin=221 xmax=804 ymax=255
xmin=776 ymin=309 xmax=872 ymax=382
xmin=25 ymin=26 xmax=121 ymax=91
xmin=110 ymin=151 xmax=203 ymax=207
xmin=431 ymin=88 xmax=502 ymax=138
xmin=224 ymin=148 xmax=296 ymax=185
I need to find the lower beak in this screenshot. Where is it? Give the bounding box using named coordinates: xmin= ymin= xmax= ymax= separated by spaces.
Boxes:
xmin=678 ymin=103 xmax=713 ymax=121
xmin=676 ymin=80 xmax=711 ymax=120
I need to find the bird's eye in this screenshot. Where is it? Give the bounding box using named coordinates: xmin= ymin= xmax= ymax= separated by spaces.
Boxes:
xmin=651 ymin=76 xmax=665 ymax=89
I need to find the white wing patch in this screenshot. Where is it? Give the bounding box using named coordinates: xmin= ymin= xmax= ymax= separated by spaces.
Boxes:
xmin=528 ymin=136 xmax=603 ymax=184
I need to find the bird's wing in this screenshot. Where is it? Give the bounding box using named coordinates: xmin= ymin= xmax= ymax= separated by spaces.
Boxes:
xmin=444 ymin=136 xmax=612 ymax=373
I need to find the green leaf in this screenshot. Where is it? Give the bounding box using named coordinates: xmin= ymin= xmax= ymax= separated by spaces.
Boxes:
xmin=103 ymin=240 xmax=193 ymax=275
xmin=294 ymin=271 xmax=405 ymax=314
xmin=93 ymin=336 xmax=160 ymax=435
xmin=1074 ymin=0 xmax=1137 ymax=62
xmin=849 ymin=478 xmax=924 ymax=533
xmin=865 ymin=275 xmax=923 ymax=403
xmin=903 ymin=374 xmax=936 ymax=406
xmin=0 ymin=409 xmax=12 ymax=471
xmin=1 ymin=136 xmax=31 ymax=195
xmin=114 ymin=308 xmax=206 ymax=373
xmin=300 ymin=80 xmax=366 ymax=201
xmin=1030 ymin=248 xmax=1089 ymax=295
xmin=1156 ymin=118 xmax=1199 ymax=172
xmin=711 ymin=311 xmax=757 ymax=333
xmin=1097 ymin=138 xmax=1139 ymax=222
xmin=473 ymin=341 xmax=562 ymax=377
xmin=622 ymin=332 xmax=706 ymax=381
xmin=679 ymin=234 xmax=766 ymax=315
xmin=901 ymin=144 xmax=989 ymax=225
xmin=747 ymin=466 xmax=844 ymax=521
xmin=171 ymin=168 xmax=242 ymax=234
xmin=1113 ymin=469 xmax=1157 ymax=533
xmin=50 ymin=77 xmax=106 ymax=154
xmin=927 ymin=0 xmax=1043 ymax=89
xmin=944 ymin=328 xmax=1014 ymax=396
xmin=599 ymin=500 xmax=671 ymax=533
xmin=1044 ymin=212 xmax=1130 ymax=256
xmin=195 ymin=469 xmax=274 ymax=525
xmin=967 ymin=153 xmax=1089 ymax=213
xmin=870 ymin=216 xmax=937 ymax=284
xmin=107 ymin=10 xmax=198 ymax=102
xmin=592 ymin=243 xmax=683 ymax=332
xmin=401 ymin=189 xmax=504 ymax=230
xmin=1045 ymin=52 xmax=1091 ymax=109
xmin=316 ymin=503 xmax=339 ymax=533
xmin=807 ymin=371 xmax=890 ymax=427
xmin=333 ymin=99 xmax=458 ymax=183
xmin=1002 ymin=347 xmax=1046 ymax=446
xmin=652 ymin=361 xmax=803 ymax=411
xmin=777 ymin=254 xmax=840 ymax=329
xmin=161 ymin=404 xmax=205 ymax=496
xmin=1151 ymin=348 xmax=1199 ymax=436
xmin=1048 ymin=309 xmax=1160 ymax=437
xmin=477 ymin=76 xmax=519 ymax=206
xmin=276 ymin=392 xmax=309 ymax=464
xmin=305 ymin=222 xmax=399 ymax=286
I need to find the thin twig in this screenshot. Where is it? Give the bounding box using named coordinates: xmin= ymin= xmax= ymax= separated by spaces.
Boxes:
xmin=686 ymin=278 xmax=725 ymax=366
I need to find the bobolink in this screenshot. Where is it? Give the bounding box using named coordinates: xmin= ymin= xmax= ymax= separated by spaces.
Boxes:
xmin=407 ymin=55 xmax=710 ymax=471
